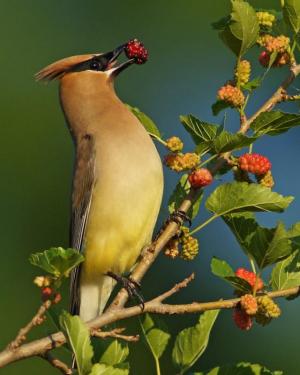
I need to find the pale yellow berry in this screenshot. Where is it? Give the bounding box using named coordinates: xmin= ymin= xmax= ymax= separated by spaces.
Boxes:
xmin=166 ymin=136 xmax=183 ymax=152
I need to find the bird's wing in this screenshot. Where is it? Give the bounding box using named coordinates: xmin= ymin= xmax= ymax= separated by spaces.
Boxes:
xmin=70 ymin=135 xmax=96 ymax=315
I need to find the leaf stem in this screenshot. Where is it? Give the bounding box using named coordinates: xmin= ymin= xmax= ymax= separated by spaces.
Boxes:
xmin=249 ymin=257 xmax=256 ymax=274
xmin=189 ymin=214 xmax=219 ymax=236
xmin=154 ymin=357 xmax=161 ymax=375
xmin=199 ymin=154 xmax=218 ymax=168
xmin=150 ymin=133 xmax=167 ymax=146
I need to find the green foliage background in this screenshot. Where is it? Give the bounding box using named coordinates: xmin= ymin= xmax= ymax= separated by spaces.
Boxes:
xmin=1 ymin=0 xmax=300 ymax=374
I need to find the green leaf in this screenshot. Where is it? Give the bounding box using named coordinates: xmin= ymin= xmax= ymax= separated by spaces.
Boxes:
xmin=211 ymin=15 xmax=231 ymax=30
xmin=172 ymin=310 xmax=219 ymax=374
xmin=180 ymin=115 xmax=255 ymax=154
xmin=248 ymin=222 xmax=292 ymax=269
xmin=211 ymin=100 xmax=231 ymax=116
xmin=224 ymin=213 xmax=293 ymax=269
xmin=211 ymin=257 xmax=234 ymax=278
xmin=89 ymin=363 xmax=129 ymax=375
xmin=250 ymin=111 xmax=300 ymax=137
xmin=126 ymin=104 xmax=161 ymax=138
xmin=220 ymin=0 xmax=259 ymax=56
xmin=141 ymin=314 xmax=170 ymax=361
xmin=211 ymin=132 xmax=256 ymax=153
xmin=206 ymin=182 xmax=293 ymax=216
xmin=271 ymin=249 xmax=300 ymax=290
xmin=29 ymin=247 xmax=84 ymax=278
xmin=193 ymin=361 xmax=283 ymax=374
xmin=287 ymin=221 xmax=300 ymax=248
xmin=242 ymin=76 xmax=262 ymax=92
xmin=98 ymin=340 xmax=129 ymax=366
xmin=210 ymin=257 xmax=252 ymax=292
xmin=283 ymin=0 xmax=300 ymax=34
xmin=223 ymin=212 xmax=259 ymax=257
xmin=60 ymin=311 xmax=93 ymax=375
xmin=180 ymin=115 xmax=218 ymax=154
xmin=168 ymin=174 xmax=203 ymax=220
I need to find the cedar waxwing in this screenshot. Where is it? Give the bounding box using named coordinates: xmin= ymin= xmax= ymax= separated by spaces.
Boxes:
xmin=36 ymin=43 xmax=163 ymax=322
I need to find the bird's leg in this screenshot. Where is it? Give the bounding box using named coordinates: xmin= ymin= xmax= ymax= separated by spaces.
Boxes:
xmin=106 ymin=271 xmax=145 ymax=310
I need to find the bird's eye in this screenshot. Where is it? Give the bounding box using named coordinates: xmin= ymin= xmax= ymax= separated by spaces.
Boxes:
xmin=89 ymin=60 xmax=101 ymax=71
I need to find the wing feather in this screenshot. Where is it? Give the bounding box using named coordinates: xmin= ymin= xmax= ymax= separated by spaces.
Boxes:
xmin=69 ymin=135 xmax=95 ymax=315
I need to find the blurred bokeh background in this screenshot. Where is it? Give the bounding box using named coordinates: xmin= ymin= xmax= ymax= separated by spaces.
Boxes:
xmin=1 ymin=0 xmax=299 ymax=374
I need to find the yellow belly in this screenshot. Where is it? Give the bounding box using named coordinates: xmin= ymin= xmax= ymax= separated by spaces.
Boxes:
xmin=81 ymin=175 xmax=162 ymax=283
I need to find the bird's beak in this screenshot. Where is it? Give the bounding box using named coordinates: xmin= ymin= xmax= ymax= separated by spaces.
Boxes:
xmin=102 ymin=44 xmax=135 ymax=76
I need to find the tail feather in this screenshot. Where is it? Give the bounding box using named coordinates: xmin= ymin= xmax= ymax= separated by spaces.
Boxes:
xmin=79 ymin=275 xmax=116 ymax=322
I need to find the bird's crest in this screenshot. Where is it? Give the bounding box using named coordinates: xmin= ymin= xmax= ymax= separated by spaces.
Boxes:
xmin=35 ymin=54 xmax=94 ymax=82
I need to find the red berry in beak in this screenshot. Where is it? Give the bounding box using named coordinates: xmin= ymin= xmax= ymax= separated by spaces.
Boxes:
xmin=125 ymin=39 xmax=149 ymax=64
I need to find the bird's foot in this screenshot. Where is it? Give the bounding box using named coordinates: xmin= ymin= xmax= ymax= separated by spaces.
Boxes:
xmin=169 ymin=210 xmax=192 ymax=227
xmin=106 ymin=271 xmax=145 ymax=310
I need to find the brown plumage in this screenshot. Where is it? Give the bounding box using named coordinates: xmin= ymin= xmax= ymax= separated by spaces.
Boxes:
xmin=36 ymin=47 xmax=163 ymax=321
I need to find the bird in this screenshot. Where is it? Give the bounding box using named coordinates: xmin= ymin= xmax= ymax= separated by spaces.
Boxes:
xmin=36 ymin=42 xmax=164 ymax=322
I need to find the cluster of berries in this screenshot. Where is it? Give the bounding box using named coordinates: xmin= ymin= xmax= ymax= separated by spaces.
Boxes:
xmin=125 ymin=39 xmax=148 ymax=64
xmin=234 ymin=154 xmax=274 ymax=188
xmin=164 ymin=152 xmax=200 ymax=172
xmin=217 ymin=84 xmax=245 ymax=108
xmin=235 ymin=60 xmax=251 ymax=86
xmin=256 ymin=11 xmax=276 ymax=28
xmin=34 ymin=276 xmax=62 ymax=305
xmin=239 ymin=153 xmax=271 ymax=176
xmin=258 ymin=34 xmax=291 ymax=68
xmin=166 ymin=136 xmax=184 ymax=152
xmin=165 ymin=226 xmax=199 ymax=261
xmin=233 ymin=268 xmax=281 ymax=330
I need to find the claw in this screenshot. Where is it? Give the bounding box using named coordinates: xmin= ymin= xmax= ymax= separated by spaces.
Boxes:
xmin=106 ymin=272 xmax=144 ymax=310
xmin=170 ymin=210 xmax=192 ymax=227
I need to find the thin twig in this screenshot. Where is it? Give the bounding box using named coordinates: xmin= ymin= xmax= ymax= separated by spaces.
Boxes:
xmin=41 ymin=352 xmax=72 ymax=374
xmin=0 ymin=278 xmax=299 ymax=368
xmin=91 ymin=328 xmax=139 ymax=342
xmin=7 ymin=300 xmax=52 ymax=350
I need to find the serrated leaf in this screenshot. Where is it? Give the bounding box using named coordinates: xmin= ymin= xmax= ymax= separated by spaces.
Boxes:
xmin=224 ymin=213 xmax=293 ymax=269
xmin=220 ymin=0 xmax=259 ymax=56
xmin=211 ymin=132 xmax=256 ymax=153
xmin=141 ymin=314 xmax=170 ymax=361
xmin=172 ymin=310 xmax=219 ymax=374
xmin=180 ymin=115 xmax=218 ymax=154
xmin=249 ymin=222 xmax=292 ymax=269
xmin=250 ymin=111 xmax=300 ymax=137
xmin=89 ymin=363 xmax=129 ymax=375
xmin=60 ymin=311 xmax=93 ymax=375
xmin=211 ymin=100 xmax=231 ymax=116
xmin=210 ymin=257 xmax=252 ymax=292
xmin=168 ymin=174 xmax=203 ymax=220
xmin=193 ymin=361 xmax=283 ymax=374
xmin=98 ymin=340 xmax=128 ymax=366
xmin=180 ymin=115 xmax=255 ymax=154
xmin=206 ymin=182 xmax=293 ymax=216
xmin=283 ymin=0 xmax=300 ymax=34
xmin=271 ymin=249 xmax=300 ymax=290
xmin=127 ymin=104 xmax=161 ymax=138
xmin=29 ymin=247 xmax=84 ymax=278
